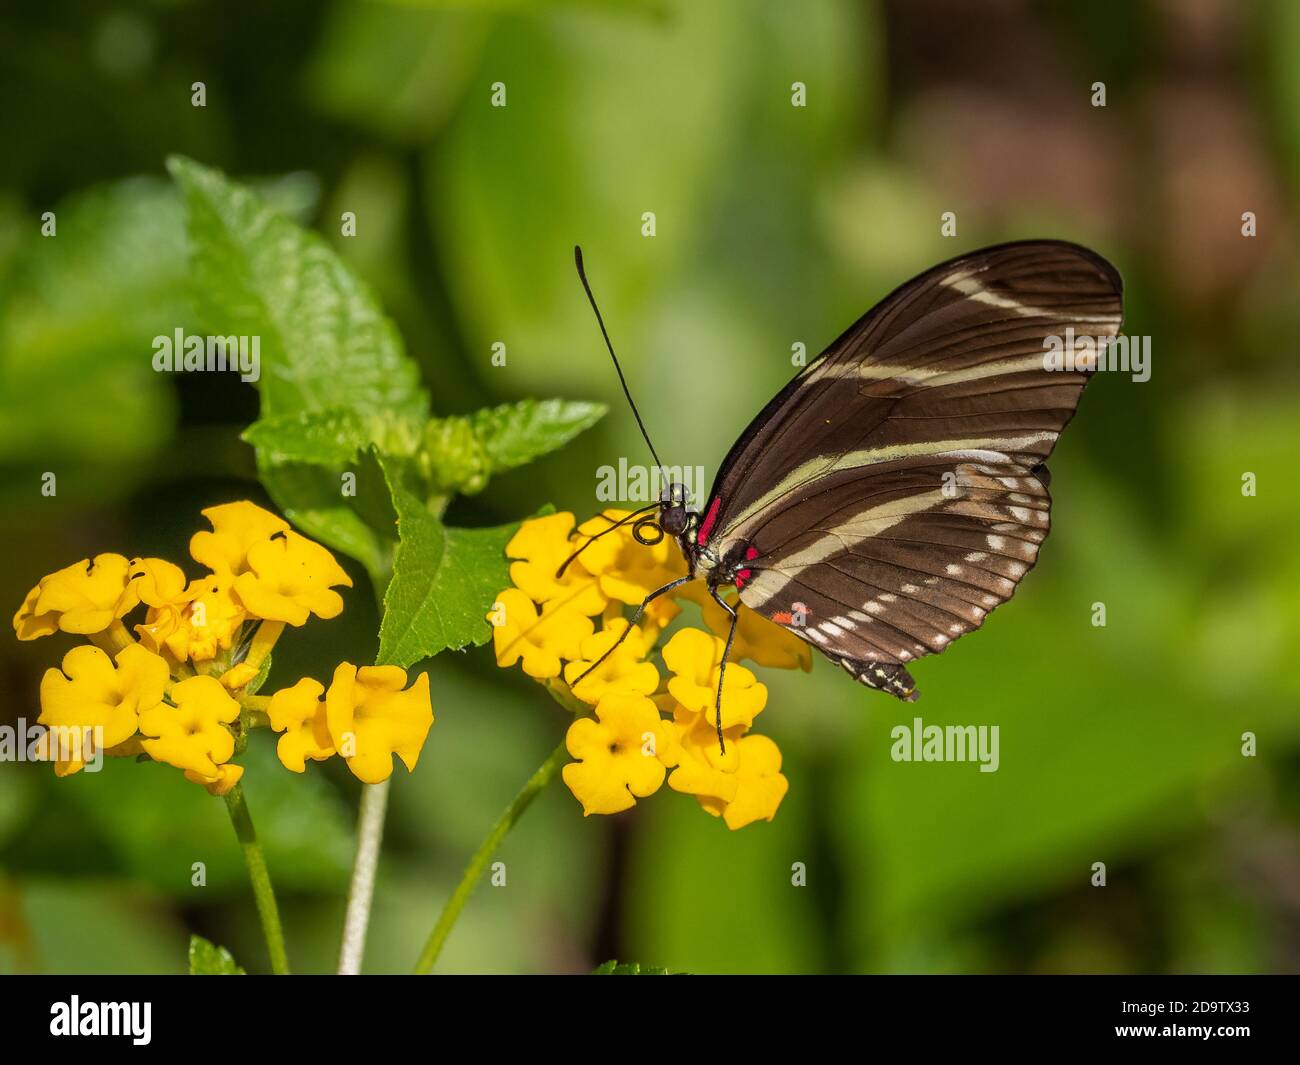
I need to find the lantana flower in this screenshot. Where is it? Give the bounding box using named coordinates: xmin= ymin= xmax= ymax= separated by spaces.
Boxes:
xmin=324 ymin=663 xmax=434 ymax=784
xmin=135 ymin=572 xmax=247 ymax=665
xmin=266 ymin=677 xmax=336 ymax=772
xmin=489 ymin=509 xmax=803 ymax=830
xmin=38 ymin=643 xmax=170 ymax=774
xmin=562 ymin=693 xmax=674 ymax=815
xmin=575 ymin=510 xmax=687 ymax=627
xmin=11 ymin=499 xmax=413 ymax=797
xmin=663 ymin=627 xmax=768 ymax=730
xmin=506 ymin=511 xmax=608 ymax=615
xmin=127 ymin=557 xmax=188 ymax=607
xmin=563 ymin=618 xmax=660 ymax=703
xmin=139 ymin=675 xmax=241 ymax=778
xmin=668 ymin=714 xmax=789 ymax=830
xmin=489 ymin=588 xmax=594 ymax=679
xmin=184 ymin=763 xmax=245 ymax=797
xmin=190 ymin=501 xmax=290 ymax=577
xmin=233 ymin=531 xmax=353 ymax=626
xmin=14 ymin=554 xmax=140 ymax=639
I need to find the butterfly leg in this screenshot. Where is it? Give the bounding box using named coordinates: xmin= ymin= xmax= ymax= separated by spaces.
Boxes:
xmin=568 ymin=574 xmax=693 ymax=689
xmin=708 ymin=584 xmax=740 ymax=755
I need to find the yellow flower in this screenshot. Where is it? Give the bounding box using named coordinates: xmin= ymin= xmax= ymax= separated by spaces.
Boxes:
xmin=685 ymin=584 xmax=813 ymax=672
xmin=38 ymin=644 xmax=169 ymax=773
xmin=715 ymin=735 xmax=789 ymax=830
xmin=14 ymin=554 xmax=140 ymax=639
xmin=662 ymin=627 xmax=767 ymax=730
xmin=185 ymin=763 xmax=245 ymax=796
xmin=139 ymin=675 xmax=241 ymax=777
xmin=668 ymin=716 xmax=789 ymax=830
xmin=12 ymin=583 xmax=58 ymax=641
xmin=562 ymin=618 xmax=659 ymax=704
xmin=127 ymin=557 xmax=188 ymax=607
xmin=266 ymin=678 xmax=336 ymax=772
xmin=561 ymin=693 xmax=672 ymax=815
xmin=190 ymin=501 xmax=290 ymax=577
xmin=136 ymin=574 xmax=246 ymax=664
xmin=506 ymin=512 xmax=608 ymax=616
xmin=489 ymin=588 xmax=594 ymax=680
xmin=325 ymin=663 xmax=433 ymax=784
xmin=220 ymin=663 xmax=260 ymax=690
xmin=575 ymin=511 xmax=687 ymax=627
xmin=233 ymin=531 xmax=352 ymax=626
xmin=664 ymin=705 xmax=744 ymax=802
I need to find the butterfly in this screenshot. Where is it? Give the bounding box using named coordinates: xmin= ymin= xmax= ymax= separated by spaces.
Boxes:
xmin=569 ymin=241 xmax=1124 ymax=749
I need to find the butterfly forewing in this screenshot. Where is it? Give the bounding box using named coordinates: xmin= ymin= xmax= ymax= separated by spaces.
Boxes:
xmin=698 ymin=241 xmax=1123 ymax=699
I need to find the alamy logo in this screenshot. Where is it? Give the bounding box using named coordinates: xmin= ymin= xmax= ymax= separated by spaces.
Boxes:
xmin=0 ymin=719 xmax=103 ymax=771
xmin=890 ymin=716 xmax=1000 ymax=772
xmin=152 ymin=328 xmax=260 ymax=382
xmin=50 ymin=997 xmax=151 ymax=1045
xmin=1042 ymin=327 xmax=1150 ymax=383
xmin=595 ymin=460 xmax=708 ymax=505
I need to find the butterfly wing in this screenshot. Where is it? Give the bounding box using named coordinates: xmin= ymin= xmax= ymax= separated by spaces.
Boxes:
xmin=698 ymin=241 xmax=1123 ymax=698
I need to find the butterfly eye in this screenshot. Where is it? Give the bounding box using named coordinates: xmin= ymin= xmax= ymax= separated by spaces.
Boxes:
xmin=632 ymin=518 xmax=665 ymax=546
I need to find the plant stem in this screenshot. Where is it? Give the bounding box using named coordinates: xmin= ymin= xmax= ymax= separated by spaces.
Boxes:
xmin=223 ymin=783 xmax=290 ymax=975
xmin=413 ymin=738 xmax=568 ymax=974
xmin=337 ymin=779 xmax=390 ymax=974
xmin=332 ymin=568 xmax=399 ymax=976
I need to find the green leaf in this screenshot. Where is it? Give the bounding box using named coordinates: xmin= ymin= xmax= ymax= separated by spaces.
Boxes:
xmin=474 ymin=398 xmax=606 ymax=473
xmin=243 ymin=651 xmax=274 ymax=698
xmin=377 ymin=456 xmax=517 ymax=667
xmin=243 ymin=408 xmax=371 ymax=467
xmin=421 ymin=398 xmax=606 ymax=496
xmin=592 ymin=960 xmax=673 ymax=975
xmin=167 ymin=155 xmax=428 ymax=427
xmin=168 ymin=156 xmax=428 ymax=574
xmin=256 ymin=447 xmax=400 ymax=583
xmin=188 ymin=935 xmax=245 ymax=975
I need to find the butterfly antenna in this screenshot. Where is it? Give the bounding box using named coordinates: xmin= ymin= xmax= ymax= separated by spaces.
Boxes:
xmin=574 ymin=246 xmax=665 ymax=474
xmin=555 ymin=503 xmax=659 ymax=579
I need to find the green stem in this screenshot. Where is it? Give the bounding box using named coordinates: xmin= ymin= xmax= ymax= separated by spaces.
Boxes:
xmin=337 ymin=779 xmax=390 ymax=974
xmin=413 ymin=739 xmax=568 ymax=974
xmin=223 ymin=783 xmax=290 ymax=975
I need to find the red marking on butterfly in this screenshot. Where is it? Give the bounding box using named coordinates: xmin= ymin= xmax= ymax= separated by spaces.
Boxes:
xmin=732 ymin=546 xmax=761 ymax=589
xmin=697 ymin=496 xmax=722 ymax=545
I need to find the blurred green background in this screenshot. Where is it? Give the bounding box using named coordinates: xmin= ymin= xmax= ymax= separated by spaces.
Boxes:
xmin=3 ymin=0 xmax=1300 ymax=974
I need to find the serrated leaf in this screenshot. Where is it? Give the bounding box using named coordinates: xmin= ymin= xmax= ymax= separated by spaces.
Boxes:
xmin=258 ymin=449 xmax=399 ymax=583
xmin=421 ymin=398 xmax=606 ymax=496
xmin=167 ymin=155 xmax=428 ymax=427
xmin=244 ymin=408 xmax=424 ymax=471
xmin=188 ymin=935 xmax=245 ymax=975
xmin=473 ymin=398 xmax=606 ymax=471
xmin=243 ymin=408 xmax=370 ymax=467
xmin=168 ymin=157 xmax=428 ymax=574
xmin=377 ymin=456 xmax=516 ymax=666
xmin=592 ymin=959 xmax=674 ymax=975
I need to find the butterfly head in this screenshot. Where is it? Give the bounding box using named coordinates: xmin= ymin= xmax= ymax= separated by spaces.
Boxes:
xmin=657 ymin=481 xmax=696 ymax=538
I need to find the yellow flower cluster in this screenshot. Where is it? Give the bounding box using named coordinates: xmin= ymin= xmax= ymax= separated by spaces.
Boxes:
xmin=13 ymin=501 xmax=434 ymax=790
xmin=489 ymin=511 xmax=811 ymax=830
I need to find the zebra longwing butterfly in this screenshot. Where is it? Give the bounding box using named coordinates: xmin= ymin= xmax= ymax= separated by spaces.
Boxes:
xmin=571 ymin=241 xmax=1124 ymax=746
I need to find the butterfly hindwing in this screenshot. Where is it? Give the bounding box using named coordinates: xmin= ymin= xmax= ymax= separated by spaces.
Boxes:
xmin=734 ymin=458 xmax=1051 ymax=699
xmin=699 ymin=240 xmax=1122 ymax=699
